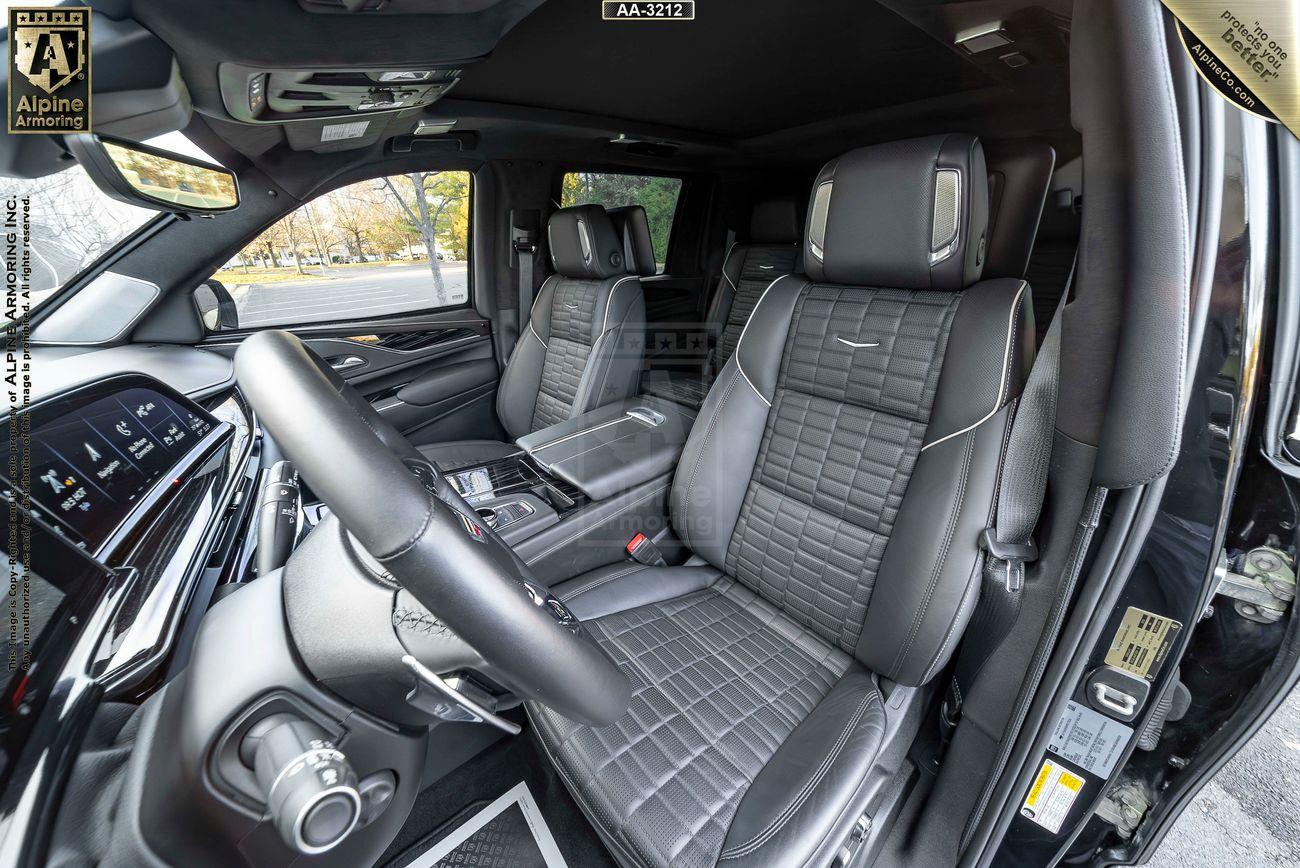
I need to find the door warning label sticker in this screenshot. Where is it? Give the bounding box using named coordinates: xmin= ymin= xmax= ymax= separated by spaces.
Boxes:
xmin=1049 ymin=700 xmax=1133 ymax=778
xmin=1104 ymin=606 xmax=1182 ymax=681
xmin=1021 ymin=759 xmax=1084 ymax=835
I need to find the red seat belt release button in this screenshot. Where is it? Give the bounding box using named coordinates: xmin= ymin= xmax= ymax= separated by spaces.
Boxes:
xmin=626 ymin=533 xmax=666 ymax=566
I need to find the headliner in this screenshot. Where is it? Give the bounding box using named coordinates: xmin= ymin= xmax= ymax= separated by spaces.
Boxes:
xmin=454 ymin=0 xmax=996 ymax=138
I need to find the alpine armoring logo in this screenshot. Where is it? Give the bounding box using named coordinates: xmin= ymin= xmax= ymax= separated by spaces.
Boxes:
xmin=8 ymin=7 xmax=91 ymax=134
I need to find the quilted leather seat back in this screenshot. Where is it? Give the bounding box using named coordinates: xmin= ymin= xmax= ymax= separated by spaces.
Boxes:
xmin=671 ymin=134 xmax=1034 ymax=685
xmin=725 ymin=285 xmax=961 ymax=652
xmin=495 ymin=204 xmax=647 ymax=438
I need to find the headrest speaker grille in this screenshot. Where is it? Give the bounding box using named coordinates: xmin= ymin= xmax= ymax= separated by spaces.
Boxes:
xmin=930 ymin=169 xmax=961 ymax=262
xmin=808 ymin=180 xmax=833 ymax=261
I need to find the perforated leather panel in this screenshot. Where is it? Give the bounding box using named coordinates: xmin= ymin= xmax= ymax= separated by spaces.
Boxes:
xmin=726 ymin=284 xmax=960 ymax=652
xmin=533 ymin=276 xmax=601 ymax=429
xmin=531 ymin=577 xmax=850 ymax=868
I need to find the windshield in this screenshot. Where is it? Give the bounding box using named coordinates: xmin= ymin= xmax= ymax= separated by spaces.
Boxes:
xmin=6 ymin=166 xmax=155 ymax=322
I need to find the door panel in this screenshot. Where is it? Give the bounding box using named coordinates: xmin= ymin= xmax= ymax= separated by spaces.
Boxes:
xmin=203 ymin=310 xmax=507 ymax=445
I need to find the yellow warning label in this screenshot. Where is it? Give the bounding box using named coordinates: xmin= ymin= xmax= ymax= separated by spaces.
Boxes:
xmin=1104 ymin=606 xmax=1182 ymax=680
xmin=1021 ymin=759 xmax=1084 ymax=835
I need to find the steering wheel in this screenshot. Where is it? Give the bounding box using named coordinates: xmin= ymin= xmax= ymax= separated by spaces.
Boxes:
xmin=233 ymin=330 xmax=630 ymax=727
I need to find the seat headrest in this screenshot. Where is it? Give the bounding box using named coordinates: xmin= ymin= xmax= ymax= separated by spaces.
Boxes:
xmin=749 ymin=197 xmax=801 ymax=244
xmin=804 ymin=134 xmax=989 ymax=291
xmin=548 ymin=204 xmax=626 ymax=279
xmin=607 ymin=205 xmax=657 ymax=276
xmin=982 ymin=139 xmax=1056 ymax=279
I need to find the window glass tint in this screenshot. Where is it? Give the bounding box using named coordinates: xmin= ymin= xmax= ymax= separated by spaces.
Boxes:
xmin=560 ymin=172 xmax=681 ymax=271
xmin=206 ymin=171 xmax=471 ymax=330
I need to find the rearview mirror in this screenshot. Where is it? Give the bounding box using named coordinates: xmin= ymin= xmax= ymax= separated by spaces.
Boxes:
xmin=65 ymin=134 xmax=239 ymax=215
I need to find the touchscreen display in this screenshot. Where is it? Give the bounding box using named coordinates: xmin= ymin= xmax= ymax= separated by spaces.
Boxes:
xmin=3 ymin=384 xmax=216 ymax=550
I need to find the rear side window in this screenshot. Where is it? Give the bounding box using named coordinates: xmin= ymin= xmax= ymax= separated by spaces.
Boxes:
xmin=560 ymin=172 xmax=681 ymax=272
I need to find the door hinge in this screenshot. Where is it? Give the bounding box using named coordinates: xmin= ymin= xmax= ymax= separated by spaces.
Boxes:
xmin=1095 ymin=778 xmax=1150 ymax=839
xmin=1212 ymin=546 xmax=1296 ymax=624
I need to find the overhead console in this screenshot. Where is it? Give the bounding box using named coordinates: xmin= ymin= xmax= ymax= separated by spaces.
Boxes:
xmin=219 ymin=63 xmax=467 ymax=124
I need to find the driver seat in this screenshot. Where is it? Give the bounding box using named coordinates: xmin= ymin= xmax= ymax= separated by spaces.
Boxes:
xmin=528 ymin=134 xmax=1033 ymax=867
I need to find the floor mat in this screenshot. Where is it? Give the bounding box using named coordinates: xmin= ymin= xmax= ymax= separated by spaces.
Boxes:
xmin=379 ymin=727 xmax=615 ymax=868
xmin=397 ymin=782 xmax=567 ymax=868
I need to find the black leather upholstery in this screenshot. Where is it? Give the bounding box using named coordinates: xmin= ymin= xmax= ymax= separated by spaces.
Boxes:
xmin=747 ymin=196 xmax=801 ymax=244
xmin=530 ymin=136 xmax=1033 ymax=867
xmin=609 ymin=205 xmax=658 ymax=276
xmin=548 ymin=203 xmax=627 ymax=278
xmin=804 ymin=134 xmax=988 ymax=291
xmin=642 ymin=198 xmax=801 ymax=409
xmin=983 ymin=140 xmax=1056 ymax=280
xmin=419 ymin=205 xmax=646 ymax=468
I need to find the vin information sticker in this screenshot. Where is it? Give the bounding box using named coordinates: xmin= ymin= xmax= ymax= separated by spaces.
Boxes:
xmin=1104 ymin=606 xmax=1182 ymax=681
xmin=1048 ymin=700 xmax=1133 ymax=778
xmin=1021 ymin=759 xmax=1084 ymax=835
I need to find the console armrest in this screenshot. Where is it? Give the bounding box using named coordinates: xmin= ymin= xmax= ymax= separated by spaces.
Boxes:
xmin=517 ymin=396 xmax=696 ymax=500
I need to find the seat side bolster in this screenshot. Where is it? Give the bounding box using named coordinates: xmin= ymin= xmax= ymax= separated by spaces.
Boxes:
xmin=703 ymin=244 xmax=745 ymax=343
xmin=718 ymin=670 xmax=886 ymax=865
xmin=670 ymin=275 xmax=806 ymax=568
xmin=922 ymin=277 xmax=1034 ymax=450
xmin=571 ymin=275 xmax=645 ymax=416
xmin=861 ymin=403 xmax=1013 ymax=686
xmin=856 ymin=279 xmax=1033 ymax=685
xmin=498 ymin=276 xmax=559 ymax=439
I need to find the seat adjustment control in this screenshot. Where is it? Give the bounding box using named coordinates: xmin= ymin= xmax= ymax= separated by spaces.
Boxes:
xmin=243 ymin=714 xmax=361 ymax=855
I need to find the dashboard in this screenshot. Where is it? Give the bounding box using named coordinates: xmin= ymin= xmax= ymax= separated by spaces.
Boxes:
xmin=0 ymin=370 xmax=257 ymax=845
xmin=2 ymin=380 xmax=219 ymax=553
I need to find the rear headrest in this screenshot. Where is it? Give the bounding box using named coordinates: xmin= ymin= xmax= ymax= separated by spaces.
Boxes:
xmin=607 ymin=205 xmax=657 ymax=276
xmin=749 ymin=197 xmax=801 ymax=244
xmin=982 ymin=139 xmax=1056 ymax=279
xmin=548 ymin=204 xmax=625 ymax=279
xmin=804 ymin=134 xmax=989 ymax=291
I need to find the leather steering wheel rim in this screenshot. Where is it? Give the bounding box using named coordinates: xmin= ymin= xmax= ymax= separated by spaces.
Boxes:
xmin=234 ymin=330 xmax=631 ymax=727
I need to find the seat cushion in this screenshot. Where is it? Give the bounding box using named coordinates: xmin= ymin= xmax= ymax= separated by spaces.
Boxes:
xmin=529 ymin=568 xmax=885 ymax=868
xmin=416 ymin=439 xmax=517 ymax=472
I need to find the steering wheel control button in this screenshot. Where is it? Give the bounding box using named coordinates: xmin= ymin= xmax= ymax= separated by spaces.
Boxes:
xmin=401 ymin=655 xmax=522 ymax=735
xmin=246 ymin=715 xmax=361 ymax=855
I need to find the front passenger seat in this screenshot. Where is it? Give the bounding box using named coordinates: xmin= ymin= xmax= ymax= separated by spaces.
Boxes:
xmin=419 ymin=204 xmax=648 ymax=470
xmin=529 ymin=134 xmax=1034 ymax=867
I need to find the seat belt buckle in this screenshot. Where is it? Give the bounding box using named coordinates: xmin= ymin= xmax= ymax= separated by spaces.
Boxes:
xmin=626 ymin=533 xmax=667 ymax=567
xmin=979 ymin=527 xmax=1037 ymax=593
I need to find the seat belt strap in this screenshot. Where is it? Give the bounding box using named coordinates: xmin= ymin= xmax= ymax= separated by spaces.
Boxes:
xmin=941 ymin=270 xmax=1071 ymax=745
xmin=510 ymin=210 xmax=542 ymax=345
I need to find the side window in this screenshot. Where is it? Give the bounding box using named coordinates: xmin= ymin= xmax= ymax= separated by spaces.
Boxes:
xmin=200 ymin=171 xmax=471 ymax=331
xmin=560 ymin=172 xmax=681 ymax=272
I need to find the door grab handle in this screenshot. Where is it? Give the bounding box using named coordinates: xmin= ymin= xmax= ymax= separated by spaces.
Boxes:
xmin=330 ymin=356 xmax=365 ymax=371
xmin=1091 ymin=682 xmax=1137 ymax=717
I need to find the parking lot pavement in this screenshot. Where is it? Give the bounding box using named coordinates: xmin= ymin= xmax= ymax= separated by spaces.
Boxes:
xmin=231 ymin=262 xmax=468 ymax=328
xmin=1146 ymin=685 xmax=1300 ymax=866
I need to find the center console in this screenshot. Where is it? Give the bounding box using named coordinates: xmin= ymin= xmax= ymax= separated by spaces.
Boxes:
xmin=442 ymin=395 xmax=696 ymax=581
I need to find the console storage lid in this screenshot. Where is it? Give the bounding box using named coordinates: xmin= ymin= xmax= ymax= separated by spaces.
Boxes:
xmin=516 ymin=396 xmax=696 ymax=501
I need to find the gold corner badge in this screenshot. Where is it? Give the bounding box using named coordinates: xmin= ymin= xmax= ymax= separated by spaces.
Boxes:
xmin=1163 ymin=2 xmax=1296 ymax=139
xmin=8 ymin=6 xmax=91 ymax=134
